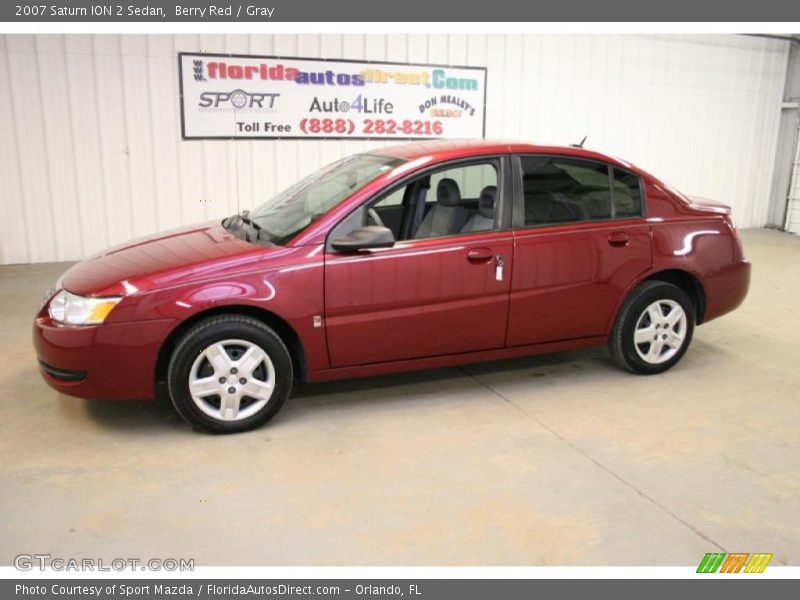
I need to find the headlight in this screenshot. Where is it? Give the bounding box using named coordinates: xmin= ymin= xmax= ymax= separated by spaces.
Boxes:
xmin=48 ymin=290 xmax=122 ymax=325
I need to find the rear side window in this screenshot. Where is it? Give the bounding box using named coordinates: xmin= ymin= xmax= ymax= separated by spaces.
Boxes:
xmin=520 ymin=156 xmax=644 ymax=227
xmin=521 ymin=156 xmax=611 ymax=226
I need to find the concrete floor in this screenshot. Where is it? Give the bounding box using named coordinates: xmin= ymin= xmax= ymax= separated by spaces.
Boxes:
xmin=0 ymin=228 xmax=798 ymax=566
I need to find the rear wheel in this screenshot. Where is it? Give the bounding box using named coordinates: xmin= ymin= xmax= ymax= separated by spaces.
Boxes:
xmin=167 ymin=315 xmax=292 ymax=433
xmin=609 ymin=281 xmax=695 ymax=375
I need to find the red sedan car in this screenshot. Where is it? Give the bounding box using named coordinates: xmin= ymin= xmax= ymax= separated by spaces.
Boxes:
xmin=34 ymin=141 xmax=750 ymax=433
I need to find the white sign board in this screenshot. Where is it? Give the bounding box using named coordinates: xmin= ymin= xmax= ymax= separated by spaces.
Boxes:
xmin=179 ymin=53 xmax=487 ymax=140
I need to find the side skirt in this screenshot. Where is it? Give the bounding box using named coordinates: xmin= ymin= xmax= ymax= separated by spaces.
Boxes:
xmin=307 ymin=335 xmax=608 ymax=383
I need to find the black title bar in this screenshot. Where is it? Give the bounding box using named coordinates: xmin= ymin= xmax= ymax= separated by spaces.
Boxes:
xmin=3 ymin=0 xmax=800 ymax=22
xmin=5 ymin=579 xmax=800 ymax=600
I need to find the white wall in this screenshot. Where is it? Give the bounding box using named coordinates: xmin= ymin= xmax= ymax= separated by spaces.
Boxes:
xmin=0 ymin=33 xmax=790 ymax=265
xmin=785 ymin=122 xmax=800 ymax=234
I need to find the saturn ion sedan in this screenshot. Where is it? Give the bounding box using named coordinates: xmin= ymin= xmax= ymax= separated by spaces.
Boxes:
xmin=34 ymin=141 xmax=750 ymax=433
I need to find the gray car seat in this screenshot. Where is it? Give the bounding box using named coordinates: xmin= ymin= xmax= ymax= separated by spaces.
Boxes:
xmin=414 ymin=178 xmax=469 ymax=238
xmin=461 ymin=186 xmax=497 ymax=233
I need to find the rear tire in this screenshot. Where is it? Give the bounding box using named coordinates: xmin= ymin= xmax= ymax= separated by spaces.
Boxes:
xmin=167 ymin=315 xmax=292 ymax=433
xmin=609 ymin=281 xmax=695 ymax=375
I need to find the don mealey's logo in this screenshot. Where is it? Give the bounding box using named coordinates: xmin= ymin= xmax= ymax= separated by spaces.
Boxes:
xmin=419 ymin=94 xmax=476 ymax=117
xmin=198 ymin=90 xmax=279 ymax=109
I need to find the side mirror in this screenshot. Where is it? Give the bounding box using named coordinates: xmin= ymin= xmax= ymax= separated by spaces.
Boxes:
xmin=331 ymin=226 xmax=395 ymax=252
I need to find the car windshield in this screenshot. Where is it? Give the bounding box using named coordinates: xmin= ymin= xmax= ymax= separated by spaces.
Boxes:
xmin=238 ymin=153 xmax=404 ymax=245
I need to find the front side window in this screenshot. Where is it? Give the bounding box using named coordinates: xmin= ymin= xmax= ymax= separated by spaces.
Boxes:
xmin=368 ymin=161 xmax=500 ymax=241
xmin=239 ymin=154 xmax=403 ymax=245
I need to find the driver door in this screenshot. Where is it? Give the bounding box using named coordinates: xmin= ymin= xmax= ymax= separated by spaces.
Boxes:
xmin=323 ymin=157 xmax=513 ymax=368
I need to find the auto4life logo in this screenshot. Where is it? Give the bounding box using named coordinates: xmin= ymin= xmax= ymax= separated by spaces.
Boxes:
xmin=696 ymin=552 xmax=773 ymax=573
xmin=309 ymin=94 xmax=394 ymax=115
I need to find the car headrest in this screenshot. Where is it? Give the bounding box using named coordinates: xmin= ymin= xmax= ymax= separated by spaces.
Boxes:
xmin=437 ymin=178 xmax=461 ymax=207
xmin=478 ymin=186 xmax=497 ymax=218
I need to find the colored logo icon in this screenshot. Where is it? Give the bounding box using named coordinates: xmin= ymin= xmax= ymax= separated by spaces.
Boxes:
xmin=697 ymin=552 xmax=773 ymax=573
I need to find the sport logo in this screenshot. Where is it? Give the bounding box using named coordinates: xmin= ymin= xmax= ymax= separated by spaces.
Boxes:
xmin=696 ymin=552 xmax=773 ymax=573
xmin=198 ymin=90 xmax=280 ymax=109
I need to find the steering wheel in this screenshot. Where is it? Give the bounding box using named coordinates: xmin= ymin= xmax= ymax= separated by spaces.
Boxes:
xmin=367 ymin=208 xmax=385 ymax=228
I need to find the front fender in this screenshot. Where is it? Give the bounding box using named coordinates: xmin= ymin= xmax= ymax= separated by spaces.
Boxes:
xmin=105 ymin=244 xmax=329 ymax=373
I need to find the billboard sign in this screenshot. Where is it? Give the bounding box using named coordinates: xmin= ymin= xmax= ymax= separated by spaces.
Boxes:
xmin=178 ymin=52 xmax=487 ymax=140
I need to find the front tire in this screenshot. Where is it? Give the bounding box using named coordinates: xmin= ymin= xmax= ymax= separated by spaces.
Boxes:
xmin=167 ymin=315 xmax=292 ymax=433
xmin=609 ymin=281 xmax=695 ymax=375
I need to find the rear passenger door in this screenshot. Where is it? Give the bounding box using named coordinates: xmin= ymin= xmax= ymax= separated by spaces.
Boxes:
xmin=507 ymin=154 xmax=652 ymax=346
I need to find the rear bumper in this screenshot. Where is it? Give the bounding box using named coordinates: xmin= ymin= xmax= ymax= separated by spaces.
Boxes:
xmin=703 ymin=259 xmax=751 ymax=323
xmin=33 ymin=314 xmax=177 ymax=400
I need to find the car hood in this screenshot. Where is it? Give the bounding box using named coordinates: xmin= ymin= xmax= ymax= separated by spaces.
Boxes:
xmin=61 ymin=221 xmax=274 ymax=297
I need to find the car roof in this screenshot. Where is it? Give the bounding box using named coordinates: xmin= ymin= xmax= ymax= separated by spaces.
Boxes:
xmin=371 ymin=139 xmax=642 ymax=174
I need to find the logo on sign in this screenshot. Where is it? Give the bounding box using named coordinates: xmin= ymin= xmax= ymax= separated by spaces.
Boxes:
xmin=309 ymin=94 xmax=393 ymax=115
xmin=419 ymin=95 xmax=477 ymax=118
xmin=198 ymin=90 xmax=280 ymax=109
xmin=201 ymin=61 xmax=366 ymax=87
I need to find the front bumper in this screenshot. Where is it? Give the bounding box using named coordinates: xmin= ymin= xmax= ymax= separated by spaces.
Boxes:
xmin=33 ymin=313 xmax=177 ymax=401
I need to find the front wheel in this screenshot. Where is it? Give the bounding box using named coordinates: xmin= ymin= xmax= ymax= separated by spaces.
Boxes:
xmin=167 ymin=315 xmax=292 ymax=433
xmin=609 ymin=281 xmax=695 ymax=375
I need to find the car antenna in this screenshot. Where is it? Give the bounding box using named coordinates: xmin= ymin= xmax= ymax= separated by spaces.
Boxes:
xmin=571 ymin=135 xmax=587 ymax=149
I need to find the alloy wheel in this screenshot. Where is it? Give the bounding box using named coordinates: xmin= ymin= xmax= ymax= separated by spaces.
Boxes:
xmin=633 ymin=299 xmax=688 ymax=365
xmin=188 ymin=339 xmax=275 ymax=421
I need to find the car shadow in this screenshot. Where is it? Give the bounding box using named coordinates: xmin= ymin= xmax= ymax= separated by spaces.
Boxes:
xmin=73 ymin=344 xmax=694 ymax=434
xmin=76 ymin=383 xmax=191 ymax=434
xmin=279 ymin=346 xmax=616 ymax=423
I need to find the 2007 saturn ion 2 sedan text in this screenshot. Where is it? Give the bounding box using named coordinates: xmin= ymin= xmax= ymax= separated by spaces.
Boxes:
xmin=34 ymin=141 xmax=750 ymax=433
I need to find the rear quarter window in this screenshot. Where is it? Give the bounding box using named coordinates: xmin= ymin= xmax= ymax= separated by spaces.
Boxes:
xmin=613 ymin=168 xmax=644 ymax=218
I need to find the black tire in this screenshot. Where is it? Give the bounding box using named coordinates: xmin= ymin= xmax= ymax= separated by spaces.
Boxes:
xmin=609 ymin=280 xmax=695 ymax=375
xmin=167 ymin=315 xmax=292 ymax=433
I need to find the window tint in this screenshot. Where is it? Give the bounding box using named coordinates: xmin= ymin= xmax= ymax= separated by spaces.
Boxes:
xmin=521 ymin=156 xmax=611 ymax=226
xmin=613 ymin=168 xmax=643 ymax=218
